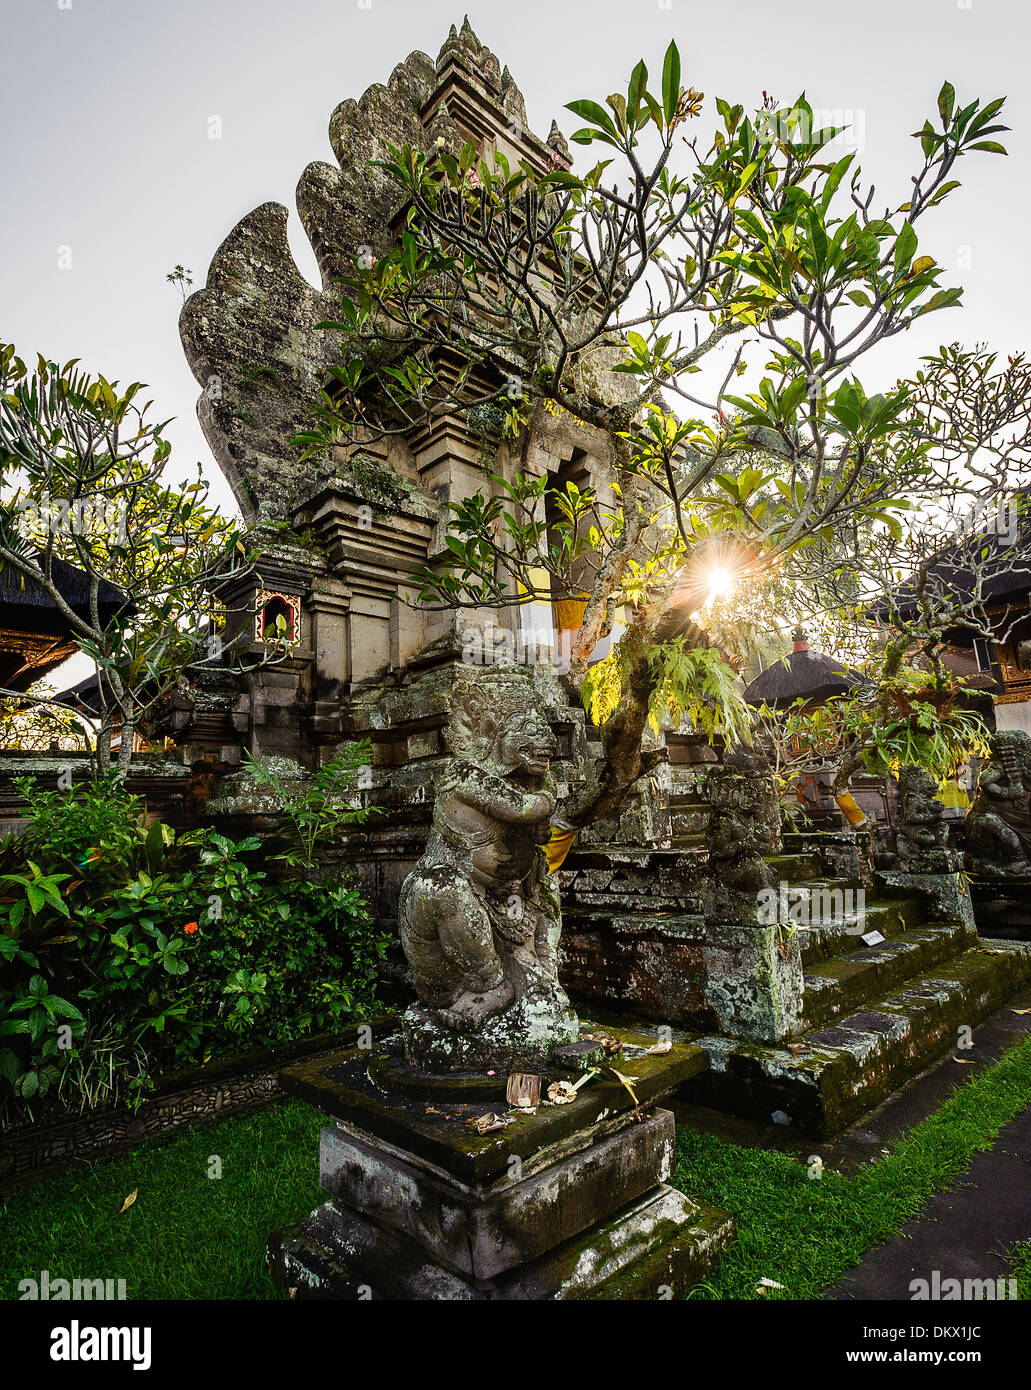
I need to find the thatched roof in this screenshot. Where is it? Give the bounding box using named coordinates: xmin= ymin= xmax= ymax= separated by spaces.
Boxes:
xmin=0 ymin=555 xmax=129 ymax=695
xmin=0 ymin=553 xmax=126 ymax=632
xmin=871 ymin=500 xmax=1031 ymax=621
xmin=55 ymin=671 xmax=110 ymax=714
xmin=744 ymin=632 xmax=862 ymax=708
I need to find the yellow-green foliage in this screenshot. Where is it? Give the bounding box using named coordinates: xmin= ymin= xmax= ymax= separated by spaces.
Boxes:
xmin=582 ymin=638 xmax=752 ymax=744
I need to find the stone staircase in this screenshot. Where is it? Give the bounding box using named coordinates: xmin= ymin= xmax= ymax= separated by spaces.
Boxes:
xmin=685 ymin=847 xmax=1031 ymax=1135
xmin=668 ymin=780 xmax=710 ymax=849
xmin=560 ymin=836 xmax=1031 ymax=1138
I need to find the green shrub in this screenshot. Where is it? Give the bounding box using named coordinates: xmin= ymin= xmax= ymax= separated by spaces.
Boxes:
xmin=0 ymin=766 xmax=387 ymax=1124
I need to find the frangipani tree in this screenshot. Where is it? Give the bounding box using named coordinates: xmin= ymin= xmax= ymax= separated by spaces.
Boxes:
xmin=0 ymin=348 xmax=277 ymax=776
xmin=297 ymin=41 xmax=1010 ymax=827
xmin=757 ymin=342 xmax=1031 ymax=801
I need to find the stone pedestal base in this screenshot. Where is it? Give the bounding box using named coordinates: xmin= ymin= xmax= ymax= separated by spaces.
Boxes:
xmin=268 ymin=1024 xmax=733 ymax=1300
xmin=271 ymin=1179 xmax=730 ymax=1300
xmin=401 ymin=991 xmax=578 ymax=1073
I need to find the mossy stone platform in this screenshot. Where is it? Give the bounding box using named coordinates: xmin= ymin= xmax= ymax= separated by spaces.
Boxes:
xmin=681 ymin=862 xmax=1031 ymax=1136
xmin=687 ymin=939 xmax=1031 ymax=1136
xmin=268 ymin=1022 xmax=734 ymax=1299
xmin=562 ymin=843 xmax=1031 ymax=1138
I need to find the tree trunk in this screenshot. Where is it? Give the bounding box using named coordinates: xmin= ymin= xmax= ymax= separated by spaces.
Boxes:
xmin=564 ymin=585 xmax=710 ymax=830
xmin=116 ymin=716 xmax=134 ymax=777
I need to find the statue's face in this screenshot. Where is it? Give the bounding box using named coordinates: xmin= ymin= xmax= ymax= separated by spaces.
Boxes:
xmin=498 ymin=710 xmax=555 ymax=776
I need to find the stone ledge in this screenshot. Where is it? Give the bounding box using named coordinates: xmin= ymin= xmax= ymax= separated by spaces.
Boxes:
xmin=277 ymin=1024 xmax=708 ymax=1185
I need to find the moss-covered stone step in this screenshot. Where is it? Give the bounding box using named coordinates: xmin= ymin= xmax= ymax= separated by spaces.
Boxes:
xmin=669 ymin=788 xmax=709 ymax=805
xmin=800 ymin=919 xmax=976 ymax=1031
xmin=683 ymin=940 xmax=1031 ymax=1137
xmin=765 ymin=852 xmax=823 ymax=884
xmin=798 ymin=894 xmax=924 ymax=966
xmin=271 ymin=1182 xmax=735 ymax=1300
xmin=669 ymin=830 xmax=707 ymax=849
xmin=586 ymin=1192 xmax=736 ymax=1301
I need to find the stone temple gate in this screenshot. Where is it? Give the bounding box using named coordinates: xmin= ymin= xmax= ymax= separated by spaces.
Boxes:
xmin=178 ymin=19 xmax=668 ymax=918
xmin=176 ymin=22 xmax=1031 ymax=1262
xmin=179 ymin=19 xmax=608 ymax=721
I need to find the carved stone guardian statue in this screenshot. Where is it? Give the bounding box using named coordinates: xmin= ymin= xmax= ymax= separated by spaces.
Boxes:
xmin=965 ymin=730 xmax=1031 ymax=877
xmin=896 ymin=765 xmax=959 ymax=873
xmin=399 ymin=672 xmax=578 ymax=1071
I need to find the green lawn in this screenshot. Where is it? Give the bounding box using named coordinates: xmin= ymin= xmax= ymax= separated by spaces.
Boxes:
xmin=676 ymin=1030 xmax=1031 ymax=1299
xmin=3 ymin=1033 xmax=1031 ymax=1300
xmin=0 ymin=1103 xmax=325 ymax=1300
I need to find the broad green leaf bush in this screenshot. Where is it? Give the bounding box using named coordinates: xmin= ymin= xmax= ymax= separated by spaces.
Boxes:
xmin=0 ymin=770 xmax=388 ymax=1125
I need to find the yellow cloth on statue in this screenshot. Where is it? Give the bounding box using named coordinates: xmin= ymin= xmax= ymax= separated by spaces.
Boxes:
xmin=940 ymin=779 xmax=969 ymax=810
xmin=545 ymin=826 xmax=578 ymax=871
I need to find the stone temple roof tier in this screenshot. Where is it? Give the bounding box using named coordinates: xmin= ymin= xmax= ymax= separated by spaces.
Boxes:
xmin=179 ymin=19 xmax=568 ymax=528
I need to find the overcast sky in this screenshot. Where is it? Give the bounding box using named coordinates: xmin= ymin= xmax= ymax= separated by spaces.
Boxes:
xmin=2 ymin=0 xmax=1029 ymax=518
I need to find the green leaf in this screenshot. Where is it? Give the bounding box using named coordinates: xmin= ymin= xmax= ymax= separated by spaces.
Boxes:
xmin=606 ymin=92 xmax=628 ymax=132
xmin=565 ymin=99 xmax=619 ymax=139
xmin=661 ymin=41 xmax=681 ymax=126
xmin=937 ymin=81 xmax=956 ymax=127
xmin=627 ymin=59 xmax=648 ymax=123
xmin=50 ymin=998 xmax=85 ymax=1022
xmin=893 ymin=221 xmax=917 ymax=279
xmin=820 ymin=153 xmax=856 ymax=212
